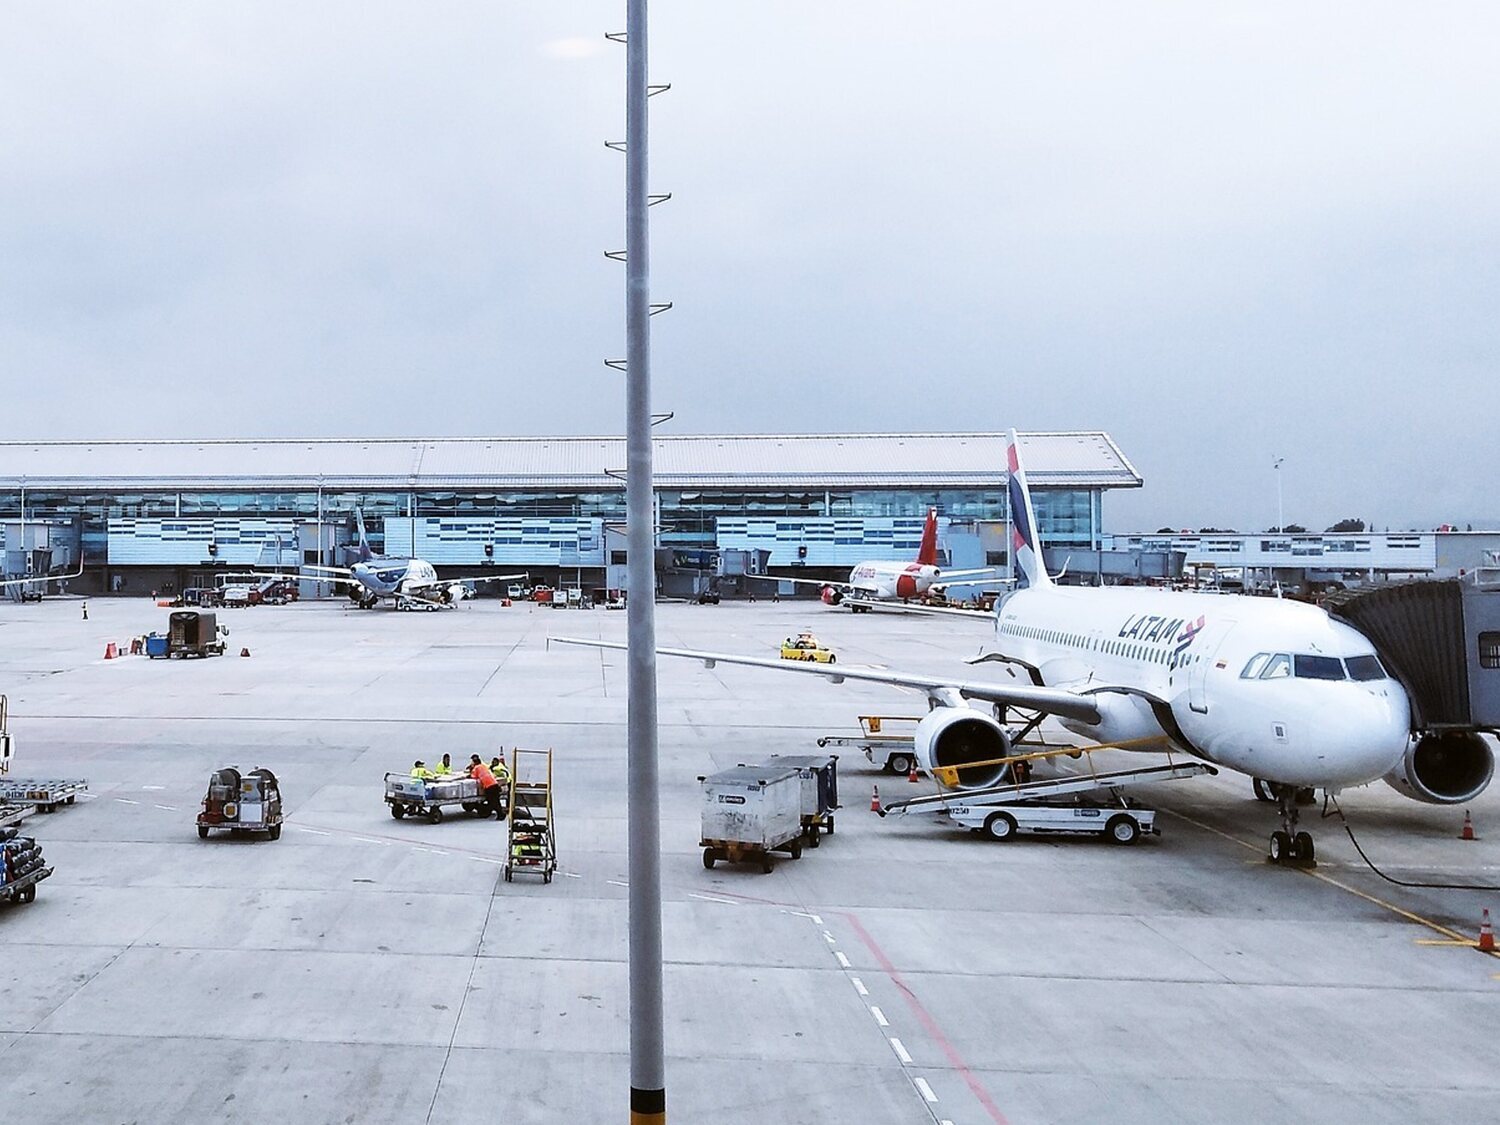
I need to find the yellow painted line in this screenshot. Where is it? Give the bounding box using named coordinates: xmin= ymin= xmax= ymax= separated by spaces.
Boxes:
xmin=1415 ymin=939 xmax=1479 ymax=947
xmin=1159 ymin=808 xmax=1499 ymax=954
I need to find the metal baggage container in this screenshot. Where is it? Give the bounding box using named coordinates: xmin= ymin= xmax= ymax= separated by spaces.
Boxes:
xmin=761 ymin=753 xmax=840 ymax=844
xmin=699 ymin=765 xmax=804 ymax=873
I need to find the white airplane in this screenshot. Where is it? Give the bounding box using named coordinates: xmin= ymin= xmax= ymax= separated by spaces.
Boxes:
xmin=759 ymin=508 xmax=999 ymax=610
xmin=558 ymin=431 xmax=1488 ymax=865
xmin=293 ymin=513 xmax=527 ymax=610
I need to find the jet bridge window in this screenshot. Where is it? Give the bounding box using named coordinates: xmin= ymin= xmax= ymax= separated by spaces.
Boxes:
xmin=1259 ymin=653 xmax=1292 ymax=680
xmin=1479 ymin=632 xmax=1500 ymax=670
xmin=1294 ymin=654 xmax=1346 ymax=681
xmin=1240 ymin=653 xmax=1270 ymax=679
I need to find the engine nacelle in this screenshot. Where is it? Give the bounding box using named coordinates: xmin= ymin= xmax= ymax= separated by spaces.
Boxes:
xmin=821 ymin=586 xmax=843 ymax=605
xmin=446 ymin=584 xmax=470 ymax=603
xmin=1382 ymin=731 xmax=1495 ymax=805
xmin=914 ymin=707 xmax=1012 ymax=790
xmin=895 ymin=574 xmax=919 ymax=600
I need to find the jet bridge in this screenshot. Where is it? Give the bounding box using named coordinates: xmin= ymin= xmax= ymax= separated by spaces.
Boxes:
xmin=1324 ymin=570 xmax=1500 ymax=732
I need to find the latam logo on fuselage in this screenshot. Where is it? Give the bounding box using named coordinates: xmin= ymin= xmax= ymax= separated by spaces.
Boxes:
xmin=1117 ymin=613 xmax=1207 ymax=666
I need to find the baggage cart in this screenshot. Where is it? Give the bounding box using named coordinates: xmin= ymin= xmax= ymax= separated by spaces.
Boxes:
xmin=0 ymin=829 xmax=51 ymax=905
xmin=759 ymin=753 xmax=840 ymax=845
xmin=197 ymin=766 xmax=283 ymax=840
xmin=0 ymin=804 xmax=34 ymax=830
xmin=816 ymin=715 xmax=923 ymax=776
xmin=699 ymin=765 xmax=804 ymax=873
xmin=384 ymin=772 xmax=486 ymax=824
xmin=0 ymin=777 xmax=89 ymax=814
xmin=504 ymin=748 xmax=556 ymax=883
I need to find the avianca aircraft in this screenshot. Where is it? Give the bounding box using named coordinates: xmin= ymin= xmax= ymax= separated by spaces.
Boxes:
xmin=559 ymin=432 xmax=1491 ymax=865
xmin=300 ymin=512 xmax=527 ymax=610
xmin=764 ymin=508 xmax=999 ymax=610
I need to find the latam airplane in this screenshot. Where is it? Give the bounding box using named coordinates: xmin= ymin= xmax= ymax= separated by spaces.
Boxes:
xmin=762 ymin=508 xmax=999 ymax=610
xmin=559 ymin=432 xmax=1490 ymax=865
xmin=302 ymin=512 xmax=526 ymax=610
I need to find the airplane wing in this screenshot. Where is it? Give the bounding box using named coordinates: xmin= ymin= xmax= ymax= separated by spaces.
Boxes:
xmin=0 ymin=562 xmax=84 ymax=589
xmin=747 ymin=574 xmax=881 ymax=596
xmin=843 ymin=598 xmax=994 ymax=620
xmin=409 ymin=570 xmax=528 ymax=589
xmin=932 ymin=567 xmax=1004 ymax=582
xmin=550 ymin=637 xmax=1102 ymax=723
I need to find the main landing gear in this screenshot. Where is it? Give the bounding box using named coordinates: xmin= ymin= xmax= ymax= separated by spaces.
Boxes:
xmin=1264 ymin=781 xmax=1317 ymax=867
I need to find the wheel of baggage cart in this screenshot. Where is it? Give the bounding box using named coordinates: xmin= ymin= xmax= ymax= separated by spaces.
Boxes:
xmin=198 ymin=825 xmax=209 ymax=839
xmin=826 ymin=816 xmax=834 ymax=835
xmin=543 ymin=870 xmax=552 ymax=884
xmin=503 ymin=866 xmax=513 ymax=882
xmin=702 ymin=847 xmax=719 ymax=869
xmin=761 ymin=856 xmax=773 ymax=874
xmin=390 ymin=804 xmax=404 ymax=819
xmin=808 ymin=827 xmax=820 ymax=848
xmin=65 ymin=796 xmax=75 ymax=806
xmin=267 ymin=824 xmax=282 ymax=841
xmin=427 ymin=806 xmax=442 ymax=824
xmin=888 ymin=753 xmax=913 ymax=776
xmin=789 ymin=841 xmax=802 ymax=860
xmin=20 ymin=885 xmax=35 ymax=904
xmin=816 ymin=738 xmax=827 ymax=747
xmin=983 ymin=811 xmax=1018 ymax=842
xmin=1106 ymin=815 xmax=1139 ymax=846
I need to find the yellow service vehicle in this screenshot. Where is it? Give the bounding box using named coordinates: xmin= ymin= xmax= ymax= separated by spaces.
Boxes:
xmin=779 ymin=631 xmax=837 ymax=664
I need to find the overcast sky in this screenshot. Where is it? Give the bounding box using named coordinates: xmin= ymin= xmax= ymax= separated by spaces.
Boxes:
xmin=2 ymin=3 xmax=1496 ymax=532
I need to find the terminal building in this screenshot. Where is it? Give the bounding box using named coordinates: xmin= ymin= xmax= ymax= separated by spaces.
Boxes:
xmin=0 ymin=432 xmax=1140 ymax=595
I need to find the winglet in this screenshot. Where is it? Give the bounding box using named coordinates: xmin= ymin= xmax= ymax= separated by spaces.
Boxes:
xmin=915 ymin=508 xmax=939 ymax=567
xmin=354 ymin=508 xmax=373 ymax=563
xmin=1007 ymin=430 xmax=1051 ymax=588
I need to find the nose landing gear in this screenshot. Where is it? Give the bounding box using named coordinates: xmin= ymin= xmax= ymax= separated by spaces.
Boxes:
xmin=1267 ymin=782 xmax=1317 ymax=867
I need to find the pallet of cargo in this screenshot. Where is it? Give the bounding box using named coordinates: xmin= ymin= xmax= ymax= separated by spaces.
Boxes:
xmin=0 ymin=778 xmax=89 ymax=813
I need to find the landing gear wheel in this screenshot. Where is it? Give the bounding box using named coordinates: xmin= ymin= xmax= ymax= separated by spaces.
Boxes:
xmin=427 ymin=807 xmax=442 ymax=825
xmin=1295 ymin=787 xmax=1317 ymax=807
xmin=1269 ymin=830 xmax=1291 ymax=863
xmin=1294 ymin=831 xmax=1315 ymax=864
xmin=888 ymin=754 xmax=914 ymax=777
xmin=1106 ymin=815 xmax=1140 ymax=846
xmin=1252 ymin=778 xmax=1275 ymax=803
xmin=984 ymin=811 xmax=1018 ymax=842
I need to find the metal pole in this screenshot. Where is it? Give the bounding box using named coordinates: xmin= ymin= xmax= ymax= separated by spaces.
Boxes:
xmin=624 ymin=2 xmax=665 ymax=1121
xmin=1273 ymin=457 xmax=1284 ymax=533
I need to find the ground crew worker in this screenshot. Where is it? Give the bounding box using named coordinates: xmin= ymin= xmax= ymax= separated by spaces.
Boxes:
xmin=489 ymin=756 xmax=511 ymax=818
xmin=469 ymin=755 xmax=502 ymax=819
xmin=411 ymin=760 xmax=433 ymax=780
xmin=436 ymin=753 xmax=454 ymax=776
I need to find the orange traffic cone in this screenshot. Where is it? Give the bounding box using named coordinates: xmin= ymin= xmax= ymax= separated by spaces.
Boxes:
xmin=1461 ymin=811 xmax=1476 ymax=841
xmin=908 ymin=762 xmax=920 ymax=783
xmin=240 ymin=647 xmax=251 ymax=657
xmin=870 ymin=785 xmax=881 ymax=813
xmin=1480 ymin=909 xmax=1495 ymax=953
xmin=103 ymin=642 xmax=117 ymax=660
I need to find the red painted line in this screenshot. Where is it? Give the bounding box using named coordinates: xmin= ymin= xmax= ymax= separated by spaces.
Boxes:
xmin=842 ymin=910 xmax=1010 ymax=1125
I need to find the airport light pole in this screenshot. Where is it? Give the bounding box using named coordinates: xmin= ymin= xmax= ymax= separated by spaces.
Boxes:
xmin=623 ymin=2 xmax=666 ymax=1122
xmin=1273 ymin=457 xmax=1285 ymax=534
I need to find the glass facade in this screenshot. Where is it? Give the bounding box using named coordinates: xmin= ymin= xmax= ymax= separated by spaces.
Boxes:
xmin=0 ymin=484 xmax=1101 ymax=562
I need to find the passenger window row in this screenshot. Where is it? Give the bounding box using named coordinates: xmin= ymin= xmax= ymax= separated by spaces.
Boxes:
xmin=1240 ymin=652 xmax=1387 ymax=682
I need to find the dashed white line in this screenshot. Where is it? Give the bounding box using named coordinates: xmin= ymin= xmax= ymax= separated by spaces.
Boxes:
xmin=889 ymin=1037 xmax=913 ymax=1065
xmin=870 ymin=1006 xmax=889 ymax=1027
xmin=563 ymin=872 xmax=581 ymax=879
xmin=296 ymin=828 xmax=331 ymax=836
xmin=687 ymin=892 xmax=738 ymax=906
xmin=414 ymin=847 xmax=449 ymax=856
xmin=835 ymin=951 xmax=851 ymax=968
xmin=153 ymin=804 xmax=177 ymax=811
xmin=850 ymin=977 xmax=869 ymax=996
xmin=468 ymin=856 xmax=504 ymax=865
xmin=822 ymin=931 xmax=837 ymax=944
xmin=913 ymin=1077 xmax=938 ymax=1103
xmin=142 ymin=785 xmax=166 ymax=791
xmin=115 ymin=799 xmax=138 ymax=805
xmin=607 ymin=879 xmax=629 ymax=887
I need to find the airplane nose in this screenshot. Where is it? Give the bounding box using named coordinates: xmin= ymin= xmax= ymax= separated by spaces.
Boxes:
xmin=1324 ymin=689 xmax=1410 ymax=785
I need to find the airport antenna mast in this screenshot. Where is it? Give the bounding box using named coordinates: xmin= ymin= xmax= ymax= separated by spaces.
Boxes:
xmin=620 ymin=2 xmax=666 ymax=1122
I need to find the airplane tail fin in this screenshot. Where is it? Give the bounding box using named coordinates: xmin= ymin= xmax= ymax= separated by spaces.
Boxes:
xmin=1006 ymin=430 xmax=1051 ymax=589
xmin=915 ymin=508 xmax=939 ymax=567
xmin=354 ymin=509 xmax=373 ymax=563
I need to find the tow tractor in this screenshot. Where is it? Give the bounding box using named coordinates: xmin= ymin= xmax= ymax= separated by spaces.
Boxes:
xmin=878 ymin=743 xmax=1216 ymax=845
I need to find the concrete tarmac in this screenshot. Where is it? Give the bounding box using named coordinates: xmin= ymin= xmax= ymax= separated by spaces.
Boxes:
xmin=1 ymin=597 xmax=1498 ymax=1124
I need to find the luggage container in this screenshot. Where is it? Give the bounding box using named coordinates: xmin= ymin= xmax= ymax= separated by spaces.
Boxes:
xmin=760 ymin=753 xmax=840 ymax=845
xmin=699 ymin=765 xmax=804 ymax=873
xmin=384 ymin=772 xmax=486 ymax=823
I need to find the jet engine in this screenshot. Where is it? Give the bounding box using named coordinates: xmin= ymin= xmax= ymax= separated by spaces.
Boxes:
xmin=445 ymin=584 xmax=470 ymax=603
xmin=913 ymin=707 xmax=1012 ymax=790
xmin=821 ymin=586 xmax=843 ymax=606
xmin=1382 ymin=731 xmax=1495 ymax=805
xmin=895 ymin=574 xmax=919 ymax=599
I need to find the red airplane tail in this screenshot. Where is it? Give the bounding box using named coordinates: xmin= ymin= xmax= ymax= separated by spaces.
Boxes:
xmin=915 ymin=508 xmax=938 ymax=566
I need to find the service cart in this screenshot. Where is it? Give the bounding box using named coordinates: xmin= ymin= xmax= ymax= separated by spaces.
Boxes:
xmin=816 ymin=715 xmax=923 ymax=776
xmin=760 ymin=753 xmax=840 ymax=845
xmin=197 ymin=766 xmax=283 ymax=840
xmin=699 ymin=765 xmax=805 ymax=873
xmin=0 ymin=777 xmax=88 ymax=814
xmin=384 ymin=773 xmax=487 ymax=823
xmin=504 ymin=748 xmax=556 ymax=883
xmin=0 ymin=828 xmax=52 ymax=905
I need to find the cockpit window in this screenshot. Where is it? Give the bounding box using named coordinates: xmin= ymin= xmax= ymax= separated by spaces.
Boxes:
xmin=1294 ymin=654 xmax=1346 ymax=681
xmin=1240 ymin=653 xmax=1270 ymax=679
xmin=1345 ymin=654 xmax=1387 ymax=681
xmin=1260 ymin=653 xmax=1292 ymax=680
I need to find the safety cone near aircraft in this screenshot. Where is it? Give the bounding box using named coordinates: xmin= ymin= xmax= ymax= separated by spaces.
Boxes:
xmin=908 ymin=762 xmax=920 ymax=783
xmin=103 ymin=643 xmax=117 ymax=660
xmin=1461 ymin=811 xmax=1476 ymax=840
xmin=870 ymin=786 xmax=881 ymax=813
xmin=1479 ymin=909 xmax=1495 ymax=952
